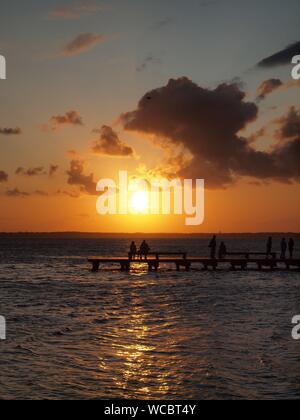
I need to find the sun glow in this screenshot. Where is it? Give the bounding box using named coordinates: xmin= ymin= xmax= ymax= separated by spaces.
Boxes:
xmin=129 ymin=190 xmax=149 ymax=214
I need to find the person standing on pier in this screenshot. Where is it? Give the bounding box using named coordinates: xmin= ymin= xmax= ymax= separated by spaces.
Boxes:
xmin=280 ymin=238 xmax=287 ymax=260
xmin=139 ymin=241 xmax=150 ymax=260
xmin=129 ymin=241 xmax=137 ymax=260
xmin=209 ymin=235 xmax=217 ymax=259
xmin=218 ymin=242 xmax=227 ymax=259
xmin=288 ymin=238 xmax=295 ymax=259
xmin=266 ymin=237 xmax=272 ymax=258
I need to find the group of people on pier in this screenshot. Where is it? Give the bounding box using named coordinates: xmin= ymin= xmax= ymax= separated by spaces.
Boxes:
xmin=129 ymin=241 xmax=150 ymax=260
xmin=208 ymin=235 xmax=295 ymax=260
xmin=129 ymin=236 xmax=296 ymax=261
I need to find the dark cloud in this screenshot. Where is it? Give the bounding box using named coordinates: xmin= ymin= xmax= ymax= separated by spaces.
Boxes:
xmin=121 ymin=77 xmax=300 ymax=187
xmin=66 ymin=160 xmax=97 ymax=195
xmin=50 ymin=2 xmax=101 ymax=19
xmin=257 ymin=79 xmax=283 ymax=100
xmin=0 ymin=127 xmax=22 ymax=136
xmin=257 ymin=41 xmax=300 ymax=68
xmin=16 ymin=167 xmax=46 ymax=177
xmin=5 ymin=188 xmax=30 ymax=198
xmin=49 ymin=165 xmax=59 ymax=177
xmin=50 ymin=110 xmax=84 ymax=130
xmin=0 ymin=171 xmax=8 ymax=183
xmin=63 ymin=33 xmax=106 ymax=57
xmin=92 ymin=125 xmax=134 ymax=157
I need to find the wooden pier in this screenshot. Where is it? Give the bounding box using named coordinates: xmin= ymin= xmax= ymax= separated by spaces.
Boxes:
xmin=88 ymin=255 xmax=300 ymax=272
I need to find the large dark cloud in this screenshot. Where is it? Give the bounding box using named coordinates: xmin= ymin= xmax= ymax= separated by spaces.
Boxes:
xmin=121 ymin=77 xmax=300 ymax=187
xmin=63 ymin=33 xmax=106 ymax=57
xmin=0 ymin=127 xmax=22 ymax=136
xmin=257 ymin=41 xmax=300 ymax=68
xmin=0 ymin=171 xmax=8 ymax=183
xmin=66 ymin=160 xmax=97 ymax=195
xmin=92 ymin=125 xmax=134 ymax=157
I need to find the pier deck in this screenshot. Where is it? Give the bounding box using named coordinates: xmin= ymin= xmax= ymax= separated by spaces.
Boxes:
xmin=87 ymin=256 xmax=300 ymax=272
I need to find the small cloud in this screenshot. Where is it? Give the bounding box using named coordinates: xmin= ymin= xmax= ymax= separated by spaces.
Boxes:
xmin=257 ymin=79 xmax=283 ymax=100
xmin=152 ymin=18 xmax=173 ymax=30
xmin=257 ymin=41 xmax=300 ymax=68
xmin=6 ymin=188 xmax=30 ymax=198
xmin=136 ymin=54 xmax=162 ymax=73
xmin=50 ymin=110 xmax=84 ymax=130
xmin=62 ymin=33 xmax=107 ymax=57
xmin=0 ymin=170 xmax=8 ymax=183
xmin=15 ymin=167 xmax=46 ymax=177
xmin=66 ymin=160 xmax=97 ymax=195
xmin=50 ymin=1 xmax=102 ymax=19
xmin=0 ymin=127 xmax=22 ymax=136
xmin=49 ymin=164 xmax=59 ymax=177
xmin=34 ymin=190 xmax=49 ymax=197
xmin=92 ymin=125 xmax=135 ymax=157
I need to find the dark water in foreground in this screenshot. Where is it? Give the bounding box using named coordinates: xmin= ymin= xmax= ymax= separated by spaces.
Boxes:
xmin=0 ymin=234 xmax=299 ymax=400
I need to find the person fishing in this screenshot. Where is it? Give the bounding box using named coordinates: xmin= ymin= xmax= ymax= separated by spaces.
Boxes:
xmin=209 ymin=235 xmax=217 ymax=259
xmin=139 ymin=241 xmax=150 ymax=260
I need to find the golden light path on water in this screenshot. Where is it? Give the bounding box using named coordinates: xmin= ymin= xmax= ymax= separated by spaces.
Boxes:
xmin=0 ymin=236 xmax=300 ymax=399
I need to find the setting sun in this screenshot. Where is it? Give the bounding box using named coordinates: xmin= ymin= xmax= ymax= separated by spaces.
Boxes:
xmin=129 ymin=191 xmax=149 ymax=214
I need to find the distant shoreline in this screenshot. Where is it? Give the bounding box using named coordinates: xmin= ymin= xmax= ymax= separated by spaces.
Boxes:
xmin=0 ymin=232 xmax=299 ymax=238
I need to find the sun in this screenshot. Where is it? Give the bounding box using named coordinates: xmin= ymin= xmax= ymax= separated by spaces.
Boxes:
xmin=129 ymin=190 xmax=149 ymax=214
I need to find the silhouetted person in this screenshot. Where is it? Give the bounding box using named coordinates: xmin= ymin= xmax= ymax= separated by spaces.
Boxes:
xmin=266 ymin=237 xmax=272 ymax=258
xmin=139 ymin=241 xmax=150 ymax=260
xmin=209 ymin=235 xmax=217 ymax=259
xmin=129 ymin=241 xmax=137 ymax=260
xmin=218 ymin=242 xmax=227 ymax=259
xmin=288 ymin=238 xmax=295 ymax=259
xmin=280 ymin=238 xmax=287 ymax=260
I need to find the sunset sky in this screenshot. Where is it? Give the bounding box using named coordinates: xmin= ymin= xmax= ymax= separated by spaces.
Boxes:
xmin=0 ymin=0 xmax=299 ymax=233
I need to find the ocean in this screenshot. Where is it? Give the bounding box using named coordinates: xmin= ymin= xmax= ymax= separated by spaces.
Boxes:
xmin=0 ymin=234 xmax=299 ymax=400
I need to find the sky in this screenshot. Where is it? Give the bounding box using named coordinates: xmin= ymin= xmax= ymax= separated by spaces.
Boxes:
xmin=0 ymin=0 xmax=299 ymax=233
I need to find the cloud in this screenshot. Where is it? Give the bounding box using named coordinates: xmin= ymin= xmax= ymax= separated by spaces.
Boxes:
xmin=152 ymin=18 xmax=173 ymax=30
xmin=136 ymin=54 xmax=162 ymax=72
xmin=277 ymin=107 xmax=300 ymax=140
xmin=92 ymin=125 xmax=134 ymax=157
xmin=120 ymin=77 xmax=300 ymax=187
xmin=50 ymin=1 xmax=102 ymax=19
xmin=50 ymin=110 xmax=84 ymax=130
xmin=0 ymin=171 xmax=8 ymax=183
xmin=16 ymin=167 xmax=46 ymax=177
xmin=5 ymin=188 xmax=30 ymax=198
xmin=0 ymin=127 xmax=22 ymax=136
xmin=63 ymin=33 xmax=107 ymax=57
xmin=49 ymin=165 xmax=59 ymax=176
xmin=257 ymin=79 xmax=283 ymax=100
xmin=66 ymin=160 xmax=97 ymax=195
xmin=257 ymin=41 xmax=300 ymax=68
